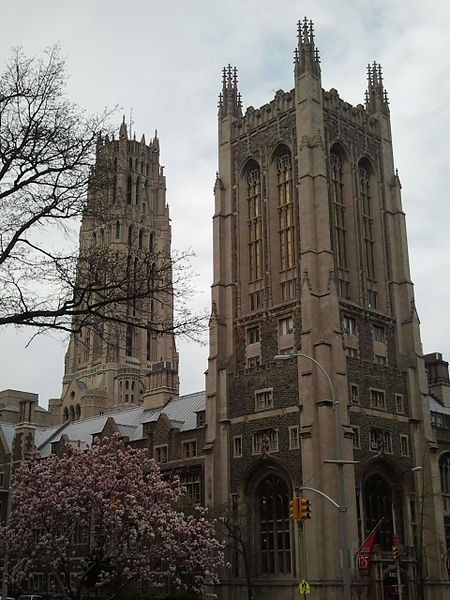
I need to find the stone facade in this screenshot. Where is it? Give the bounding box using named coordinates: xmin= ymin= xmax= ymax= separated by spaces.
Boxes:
xmin=205 ymin=18 xmax=449 ymax=600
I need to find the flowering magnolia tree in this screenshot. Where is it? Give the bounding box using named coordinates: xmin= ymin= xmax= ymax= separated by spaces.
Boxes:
xmin=0 ymin=436 xmax=223 ymax=600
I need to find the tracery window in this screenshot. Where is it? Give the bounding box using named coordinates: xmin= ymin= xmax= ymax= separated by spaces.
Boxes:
xmin=125 ymin=325 xmax=133 ymax=357
xmin=256 ymin=474 xmax=292 ymax=574
xmin=440 ymin=453 xmax=450 ymax=494
xmin=127 ymin=175 xmax=132 ymax=205
xmin=276 ymin=151 xmax=294 ymax=271
xmin=136 ymin=176 xmax=140 ymax=205
xmin=331 ymin=153 xmax=347 ymax=268
xmin=363 ymin=474 xmax=393 ymax=550
xmin=359 ymin=165 xmax=375 ymax=279
xmin=246 ymin=167 xmax=262 ymax=281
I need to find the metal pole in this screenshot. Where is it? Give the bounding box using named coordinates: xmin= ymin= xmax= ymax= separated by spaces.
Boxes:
xmin=295 ymin=353 xmax=352 ymax=600
xmin=2 ymin=486 xmax=12 ymax=600
xmin=391 ymin=503 xmax=403 ymax=600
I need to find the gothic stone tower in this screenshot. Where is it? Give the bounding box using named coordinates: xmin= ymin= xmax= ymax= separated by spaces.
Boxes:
xmin=206 ymin=19 xmax=448 ymax=600
xmin=51 ymin=120 xmax=179 ymax=423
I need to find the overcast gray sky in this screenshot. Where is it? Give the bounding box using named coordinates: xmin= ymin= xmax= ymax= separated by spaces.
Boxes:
xmin=1 ymin=0 xmax=449 ymax=407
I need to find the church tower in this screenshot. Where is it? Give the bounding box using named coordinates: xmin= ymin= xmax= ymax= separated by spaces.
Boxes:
xmin=206 ymin=19 xmax=447 ymax=600
xmin=50 ymin=120 xmax=179 ymax=423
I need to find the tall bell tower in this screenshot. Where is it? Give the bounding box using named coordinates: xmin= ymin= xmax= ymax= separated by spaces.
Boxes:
xmin=50 ymin=120 xmax=179 ymax=423
xmin=206 ymin=18 xmax=447 ymax=600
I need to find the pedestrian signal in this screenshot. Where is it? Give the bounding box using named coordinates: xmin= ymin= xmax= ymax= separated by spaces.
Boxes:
xmin=299 ymin=497 xmax=312 ymax=520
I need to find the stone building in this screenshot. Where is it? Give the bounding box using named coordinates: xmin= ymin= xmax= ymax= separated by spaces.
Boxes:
xmin=1 ymin=17 xmax=450 ymax=600
xmin=49 ymin=120 xmax=179 ymax=424
xmin=205 ymin=18 xmax=449 ymax=600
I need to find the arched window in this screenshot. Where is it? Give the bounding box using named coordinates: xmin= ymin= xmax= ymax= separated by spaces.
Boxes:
xmin=146 ymin=329 xmax=154 ymax=362
xmin=75 ymin=404 xmax=81 ymax=420
xmin=128 ymin=225 xmax=133 ymax=247
xmin=83 ymin=330 xmax=90 ymax=362
xmin=331 ymin=152 xmax=347 ymax=269
xmin=245 ymin=162 xmax=262 ymax=281
xmin=126 ymin=325 xmax=133 ymax=357
xmin=138 ymin=229 xmax=143 ymax=249
xmin=63 ymin=407 xmax=69 ymax=421
xmin=440 ymin=453 xmax=450 ymax=494
xmin=363 ymin=474 xmax=393 ymax=550
xmin=127 ymin=175 xmax=132 ymax=205
xmin=274 ymin=149 xmax=294 ymax=271
xmin=112 ymin=157 xmax=117 ymax=203
xmin=359 ymin=161 xmax=375 ymax=279
xmin=115 ymin=221 xmax=121 ymax=240
xmin=256 ymin=474 xmax=292 ymax=574
xmin=69 ymin=405 xmax=75 ymax=421
xmin=100 ymin=229 xmax=105 ymax=247
xmin=149 ymin=232 xmax=154 ymax=252
xmin=92 ymin=232 xmax=97 ymax=247
xmin=136 ymin=176 xmax=140 ymax=205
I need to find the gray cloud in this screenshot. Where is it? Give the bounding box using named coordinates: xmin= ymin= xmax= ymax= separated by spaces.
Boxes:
xmin=1 ymin=0 xmax=449 ymax=405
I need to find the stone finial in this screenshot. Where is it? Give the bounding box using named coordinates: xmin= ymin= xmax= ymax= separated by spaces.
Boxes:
xmin=218 ymin=64 xmax=243 ymax=119
xmin=365 ymin=61 xmax=390 ymax=116
xmin=119 ymin=115 xmax=128 ymax=140
xmin=294 ymin=17 xmax=321 ymax=77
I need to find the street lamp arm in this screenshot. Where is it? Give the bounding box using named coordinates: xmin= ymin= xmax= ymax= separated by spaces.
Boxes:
xmin=300 ymin=486 xmax=341 ymax=509
xmin=274 ymin=352 xmax=336 ymax=403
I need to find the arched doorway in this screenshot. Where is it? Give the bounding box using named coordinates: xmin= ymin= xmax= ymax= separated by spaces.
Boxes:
xmin=363 ymin=473 xmax=394 ymax=550
xmin=255 ymin=473 xmax=292 ymax=575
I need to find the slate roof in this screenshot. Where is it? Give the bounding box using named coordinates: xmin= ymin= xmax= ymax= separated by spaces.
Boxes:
xmin=33 ymin=390 xmax=206 ymax=457
xmin=429 ymin=396 xmax=450 ymax=416
xmin=0 ymin=422 xmax=15 ymax=452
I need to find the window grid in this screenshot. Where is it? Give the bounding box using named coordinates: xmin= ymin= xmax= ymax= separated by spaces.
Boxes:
xmin=370 ymin=388 xmax=386 ymax=410
xmin=400 ymin=435 xmax=410 ymax=457
xmin=279 ymin=316 xmax=294 ymax=336
xmin=247 ymin=168 xmax=263 ymax=282
xmin=155 ymin=445 xmax=168 ymax=464
xmin=233 ymin=436 xmax=243 ymax=458
xmin=369 ymin=428 xmax=392 ymax=454
xmin=343 ymin=316 xmax=356 ymax=335
xmin=182 ymin=440 xmax=198 ymax=459
xmin=373 ymin=325 xmax=385 ymax=343
xmin=353 ymin=426 xmax=361 ymax=449
xmin=331 ymin=153 xmax=347 ymax=268
xmin=395 ymin=394 xmax=404 ymax=414
xmin=252 ymin=429 xmax=279 ymax=454
xmin=281 ymin=279 xmax=296 ymax=301
xmin=255 ymin=389 xmax=274 ymax=411
xmin=359 ymin=166 xmax=375 ymax=279
xmin=247 ymin=326 xmax=260 ymax=344
xmin=350 ymin=383 xmax=359 ymax=404
xmin=289 ymin=426 xmax=300 ymax=449
xmin=180 ymin=472 xmax=202 ymax=505
xmin=277 ymin=153 xmax=294 ymax=271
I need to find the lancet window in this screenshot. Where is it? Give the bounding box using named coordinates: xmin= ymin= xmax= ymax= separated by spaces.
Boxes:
xmin=276 ymin=151 xmax=294 ymax=271
xmin=331 ymin=153 xmax=347 ymax=269
xmin=363 ymin=474 xmax=393 ymax=551
xmin=256 ymin=474 xmax=292 ymax=574
xmin=359 ymin=164 xmax=375 ymax=279
xmin=246 ymin=166 xmax=262 ymax=281
xmin=440 ymin=453 xmax=450 ymax=495
xmin=127 ymin=175 xmax=132 ymax=205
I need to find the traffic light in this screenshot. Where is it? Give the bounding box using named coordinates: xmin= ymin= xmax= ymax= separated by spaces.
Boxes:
xmin=391 ymin=544 xmax=398 ymax=561
xmin=289 ymin=497 xmax=300 ymax=520
xmin=299 ymin=496 xmax=312 ymax=520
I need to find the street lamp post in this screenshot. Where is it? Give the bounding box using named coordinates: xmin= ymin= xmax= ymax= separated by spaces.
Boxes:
xmin=274 ymin=352 xmax=352 ymax=600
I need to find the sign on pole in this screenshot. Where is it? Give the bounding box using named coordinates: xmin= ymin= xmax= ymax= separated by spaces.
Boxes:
xmin=298 ymin=579 xmax=311 ymax=595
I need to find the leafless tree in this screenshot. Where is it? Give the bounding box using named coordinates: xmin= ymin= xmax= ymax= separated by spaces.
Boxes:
xmin=0 ymin=46 xmax=204 ymax=340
